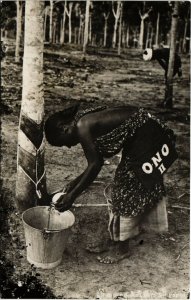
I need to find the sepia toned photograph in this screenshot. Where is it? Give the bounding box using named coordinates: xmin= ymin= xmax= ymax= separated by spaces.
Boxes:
xmin=0 ymin=0 xmax=190 ymax=299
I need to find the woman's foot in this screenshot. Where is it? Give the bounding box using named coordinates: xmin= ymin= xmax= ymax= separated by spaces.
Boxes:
xmin=85 ymin=240 xmax=112 ymax=253
xmin=97 ymin=240 xmax=131 ymax=264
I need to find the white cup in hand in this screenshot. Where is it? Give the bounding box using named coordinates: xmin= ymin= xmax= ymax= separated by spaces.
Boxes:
xmin=52 ymin=192 xmax=65 ymax=204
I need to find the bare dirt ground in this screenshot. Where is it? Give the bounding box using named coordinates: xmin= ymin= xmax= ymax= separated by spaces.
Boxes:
xmin=1 ymin=43 xmax=190 ymax=299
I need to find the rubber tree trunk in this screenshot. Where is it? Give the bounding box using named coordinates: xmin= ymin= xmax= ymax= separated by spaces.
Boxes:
xmin=155 ymin=12 xmax=160 ymax=47
xmin=126 ymin=24 xmax=129 ymax=48
xmin=149 ymin=26 xmax=154 ymax=48
xmin=164 ymin=2 xmax=179 ymax=108
xmin=16 ymin=0 xmax=47 ymax=212
xmin=89 ymin=12 xmax=92 ymax=43
xmin=49 ymin=0 xmax=53 ymax=43
xmin=78 ymin=15 xmax=83 ymax=45
xmin=60 ymin=1 xmax=66 ymax=44
xmin=15 ymin=0 xmax=22 ymax=63
xmin=66 ymin=2 xmax=73 ymax=44
xmin=83 ymin=0 xmax=91 ymax=53
xmin=139 ymin=7 xmax=152 ymax=49
xmin=44 ymin=6 xmax=48 ymax=41
xmin=182 ymin=10 xmax=189 ymax=53
xmin=117 ymin=2 xmax=123 ymax=55
xmin=145 ymin=23 xmax=150 ymax=49
xmin=121 ymin=22 xmax=125 ymax=47
xmin=112 ymin=1 xmax=121 ymax=48
xmin=103 ymin=12 xmax=109 ymax=47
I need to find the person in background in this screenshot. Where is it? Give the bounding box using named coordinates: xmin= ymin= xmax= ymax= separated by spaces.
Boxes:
xmin=44 ymin=104 xmax=177 ymax=264
xmin=143 ymin=47 xmax=182 ymax=83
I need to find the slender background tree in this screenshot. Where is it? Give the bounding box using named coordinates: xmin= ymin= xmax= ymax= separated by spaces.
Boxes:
xmin=15 ymin=0 xmax=22 ymax=63
xmin=164 ymin=1 xmax=180 ymax=109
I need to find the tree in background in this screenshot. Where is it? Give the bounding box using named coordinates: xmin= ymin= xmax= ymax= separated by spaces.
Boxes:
xmin=117 ymin=1 xmax=123 ymax=55
xmin=44 ymin=5 xmax=50 ymax=41
xmin=138 ymin=2 xmax=152 ymax=49
xmin=112 ymin=1 xmax=122 ymax=48
xmin=65 ymin=1 xmax=73 ymax=44
xmin=60 ymin=0 xmax=67 ymax=44
xmin=16 ymin=0 xmax=47 ymax=212
xmin=164 ymin=1 xmax=180 ymax=109
xmin=15 ymin=0 xmax=23 ymax=63
xmin=103 ymin=10 xmax=110 ymax=47
xmin=83 ymin=0 xmax=91 ymax=53
xmin=155 ymin=12 xmax=160 ymax=48
xmin=2 ymin=1 xmax=190 ymax=53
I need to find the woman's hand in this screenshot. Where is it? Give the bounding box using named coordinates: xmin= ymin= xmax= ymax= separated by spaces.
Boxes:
xmin=54 ymin=193 xmax=74 ymax=212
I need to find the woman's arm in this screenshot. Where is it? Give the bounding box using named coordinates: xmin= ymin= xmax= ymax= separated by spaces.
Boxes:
xmin=68 ymin=118 xmax=104 ymax=199
xmin=55 ymin=118 xmax=104 ymax=211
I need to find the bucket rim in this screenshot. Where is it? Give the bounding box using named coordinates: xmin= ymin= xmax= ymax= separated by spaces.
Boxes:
xmin=22 ymin=206 xmax=75 ymax=233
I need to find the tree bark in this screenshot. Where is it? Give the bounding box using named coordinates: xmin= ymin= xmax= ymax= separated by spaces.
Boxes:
xmin=117 ymin=2 xmax=123 ymax=55
xmin=44 ymin=6 xmax=48 ymax=41
xmin=78 ymin=14 xmax=83 ymax=44
xmin=15 ymin=0 xmax=22 ymax=63
xmin=164 ymin=2 xmax=179 ymax=108
xmin=16 ymin=0 xmax=47 ymax=212
xmin=149 ymin=26 xmax=154 ymax=48
xmin=49 ymin=0 xmax=53 ymax=43
xmin=83 ymin=0 xmax=91 ymax=53
xmin=53 ymin=20 xmax=56 ymax=43
xmin=103 ymin=12 xmax=109 ymax=47
xmin=155 ymin=12 xmax=160 ymax=47
xmin=89 ymin=12 xmax=92 ymax=44
xmin=145 ymin=22 xmax=150 ymax=49
xmin=126 ymin=24 xmax=130 ymax=48
xmin=112 ymin=1 xmax=121 ymax=48
xmin=182 ymin=10 xmax=189 ymax=53
xmin=60 ymin=1 xmax=66 ymax=44
xmin=65 ymin=2 xmax=73 ymax=44
xmin=139 ymin=6 xmax=152 ymax=49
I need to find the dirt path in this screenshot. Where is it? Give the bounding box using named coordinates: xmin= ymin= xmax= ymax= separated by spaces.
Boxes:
xmin=1 ymin=47 xmax=190 ymax=299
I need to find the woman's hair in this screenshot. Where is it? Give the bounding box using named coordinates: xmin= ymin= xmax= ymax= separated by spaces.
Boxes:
xmin=44 ymin=103 xmax=79 ymax=145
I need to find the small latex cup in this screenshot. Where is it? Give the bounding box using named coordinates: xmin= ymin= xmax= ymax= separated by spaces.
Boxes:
xmin=143 ymin=48 xmax=153 ymax=61
xmin=52 ymin=192 xmax=66 ymax=204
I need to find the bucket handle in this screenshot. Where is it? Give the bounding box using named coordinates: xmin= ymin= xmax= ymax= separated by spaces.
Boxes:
xmin=42 ymin=228 xmax=60 ymax=239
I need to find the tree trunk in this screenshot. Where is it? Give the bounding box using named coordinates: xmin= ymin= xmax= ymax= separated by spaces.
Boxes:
xmin=155 ymin=12 xmax=160 ymax=48
xmin=83 ymin=0 xmax=91 ymax=53
xmin=103 ymin=13 xmax=109 ymax=47
xmin=149 ymin=26 xmax=154 ymax=48
xmin=89 ymin=13 xmax=92 ymax=44
xmin=16 ymin=0 xmax=47 ymax=212
xmin=65 ymin=2 xmax=73 ymax=44
xmin=74 ymin=27 xmax=78 ymax=44
xmin=182 ymin=11 xmax=189 ymax=53
xmin=126 ymin=24 xmax=129 ymax=48
xmin=164 ymin=2 xmax=179 ymax=108
xmin=139 ymin=18 xmax=144 ymax=48
xmin=53 ymin=21 xmax=56 ymax=43
xmin=15 ymin=0 xmax=22 ymax=63
xmin=117 ymin=2 xmax=123 ymax=55
xmin=78 ymin=12 xmax=85 ymax=45
xmin=145 ymin=23 xmax=150 ymax=49
xmin=60 ymin=2 xmax=66 ymax=44
xmin=44 ymin=7 xmax=48 ymax=41
xmin=49 ymin=0 xmax=53 ymax=43
xmin=139 ymin=7 xmax=152 ymax=49
xmin=121 ymin=22 xmax=125 ymax=47
xmin=112 ymin=1 xmax=121 ymax=48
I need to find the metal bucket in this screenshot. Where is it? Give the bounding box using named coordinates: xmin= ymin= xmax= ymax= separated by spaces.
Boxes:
xmin=22 ymin=206 xmax=75 ymax=269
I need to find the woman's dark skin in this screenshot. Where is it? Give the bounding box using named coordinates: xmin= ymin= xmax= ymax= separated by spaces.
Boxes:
xmin=53 ymin=106 xmax=137 ymax=212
